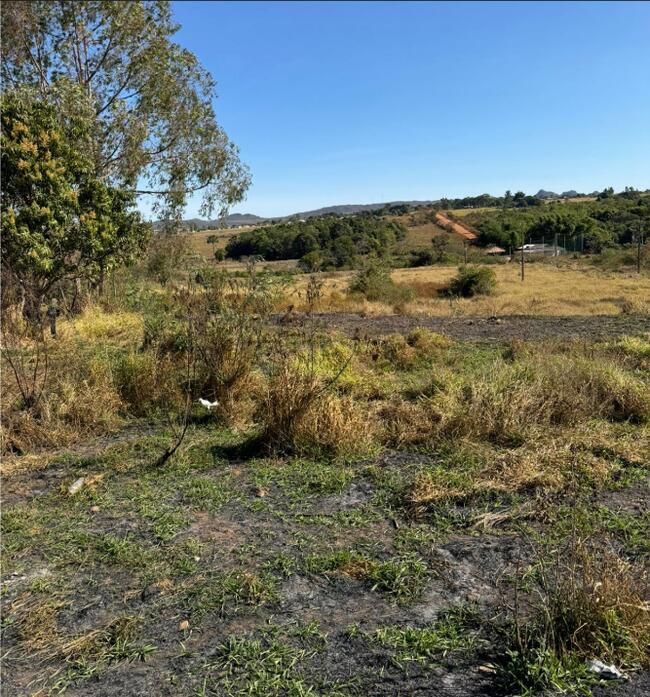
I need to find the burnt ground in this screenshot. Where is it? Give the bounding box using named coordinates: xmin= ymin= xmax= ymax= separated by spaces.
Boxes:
xmin=2 ymin=324 xmax=649 ymax=696
xmin=2 ymin=437 xmax=649 ymax=696
xmin=277 ymin=313 xmax=650 ymax=342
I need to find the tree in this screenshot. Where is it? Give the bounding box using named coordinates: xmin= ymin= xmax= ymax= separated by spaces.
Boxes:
xmin=1 ymin=91 xmax=149 ymax=317
xmin=206 ymin=234 xmax=218 ymax=255
xmin=1 ymin=1 xmax=250 ymax=219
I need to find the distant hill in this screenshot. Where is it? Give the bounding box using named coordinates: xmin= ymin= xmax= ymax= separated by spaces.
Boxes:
xmin=155 ymin=191 xmax=611 ymax=230
xmin=534 ymin=189 xmax=560 ymax=200
xmin=153 ymin=213 xmax=266 ymax=230
xmin=288 ymin=200 xmax=435 ymax=219
xmin=154 ymin=200 xmax=435 ymax=230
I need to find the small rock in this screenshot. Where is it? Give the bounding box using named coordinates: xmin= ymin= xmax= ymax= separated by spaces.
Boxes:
xmin=254 ymin=486 xmax=267 ymax=498
xmin=193 ymin=556 xmax=201 ymax=562
xmin=179 ymin=619 xmax=190 ymax=631
xmin=68 ymin=477 xmax=86 ymax=495
xmin=90 ymin=505 xmax=100 ymax=513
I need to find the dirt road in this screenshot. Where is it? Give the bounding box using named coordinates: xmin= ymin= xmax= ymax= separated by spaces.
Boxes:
xmin=435 ymin=212 xmax=478 ymax=241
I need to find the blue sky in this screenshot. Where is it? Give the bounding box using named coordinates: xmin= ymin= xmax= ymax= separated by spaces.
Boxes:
xmin=170 ymin=0 xmax=650 ymax=218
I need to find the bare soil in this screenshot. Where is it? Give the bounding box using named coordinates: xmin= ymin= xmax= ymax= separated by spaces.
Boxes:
xmin=2 ymin=442 xmax=648 ymax=696
xmin=292 ymin=313 xmax=650 ymax=342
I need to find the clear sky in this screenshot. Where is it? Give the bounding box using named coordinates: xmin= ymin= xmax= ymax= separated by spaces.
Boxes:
xmin=170 ymin=0 xmax=650 ymax=218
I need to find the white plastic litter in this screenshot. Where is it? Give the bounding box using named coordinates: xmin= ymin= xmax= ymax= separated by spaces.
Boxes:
xmin=586 ymin=659 xmax=626 ymax=680
xmin=67 ymin=477 xmax=86 ymax=495
xmin=198 ymin=398 xmax=219 ymax=409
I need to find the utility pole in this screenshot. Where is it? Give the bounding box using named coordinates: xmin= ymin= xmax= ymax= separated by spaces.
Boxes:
xmin=464 ymin=241 xmax=468 ymax=264
xmin=520 ymin=237 xmax=525 ymax=281
xmin=638 ymin=222 xmax=643 ymax=274
xmin=554 ymin=233 xmax=558 ymax=261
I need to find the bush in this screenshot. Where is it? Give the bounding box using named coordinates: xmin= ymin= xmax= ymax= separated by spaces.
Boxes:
xmin=348 ymin=263 xmax=414 ymax=304
xmin=446 ymin=265 xmax=497 ymax=298
xmin=1 ymin=340 xmax=124 ymax=453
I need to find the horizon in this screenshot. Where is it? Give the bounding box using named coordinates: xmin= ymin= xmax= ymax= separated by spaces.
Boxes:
xmin=141 ymin=0 xmax=650 ymax=220
xmin=155 ymin=186 xmax=649 ymax=222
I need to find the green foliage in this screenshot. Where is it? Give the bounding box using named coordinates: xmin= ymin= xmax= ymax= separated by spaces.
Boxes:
xmin=1 ymin=92 xmax=150 ymax=302
xmin=298 ymin=250 xmax=324 ymax=272
xmin=226 ymin=214 xmax=405 ymax=267
xmin=497 ymin=646 xmax=591 ymax=696
xmin=1 ymin=1 xmax=249 ymax=217
xmin=145 ymin=233 xmax=190 ymax=286
xmin=348 ymin=262 xmax=414 ymax=303
xmin=473 ymin=193 xmax=650 ymax=252
xmin=210 ymin=634 xmax=319 ymax=696
xmin=371 ymin=606 xmax=480 ymax=664
xmin=447 ymin=265 xmax=497 ymax=298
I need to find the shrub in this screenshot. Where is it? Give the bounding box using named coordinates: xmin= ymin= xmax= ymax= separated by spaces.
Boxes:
xmin=446 ymin=265 xmax=496 ymax=298
xmin=348 ymin=262 xmax=414 ymax=304
xmin=298 ymin=250 xmax=324 ymax=273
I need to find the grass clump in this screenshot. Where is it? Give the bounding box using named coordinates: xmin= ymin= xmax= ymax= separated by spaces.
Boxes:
xmin=495 ymin=539 xmax=650 ymax=695
xmin=113 ymin=351 xmax=180 ymax=416
xmin=446 ymin=265 xmax=496 ymax=297
xmin=306 ymin=550 xmax=428 ymax=602
xmin=185 ymin=571 xmax=276 ymax=621
xmin=207 ymin=633 xmax=319 ymax=697
xmin=258 ymin=359 xmax=376 ymax=458
xmin=371 ymin=606 xmax=481 ymax=665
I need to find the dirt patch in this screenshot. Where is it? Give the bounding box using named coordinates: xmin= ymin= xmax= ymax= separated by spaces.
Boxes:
xmin=291 ymin=312 xmax=650 ymax=342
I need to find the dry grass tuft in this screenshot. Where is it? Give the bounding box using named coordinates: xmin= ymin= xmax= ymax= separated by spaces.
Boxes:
xmin=503 ymin=538 xmax=650 ymax=671
xmin=9 ymin=592 xmax=66 ymax=654
xmin=113 ymin=351 xmax=180 ymax=416
xmin=376 ymin=397 xmax=435 ymax=448
xmin=259 ymin=360 xmax=375 ymax=457
xmin=68 ymin=307 xmax=144 ymax=348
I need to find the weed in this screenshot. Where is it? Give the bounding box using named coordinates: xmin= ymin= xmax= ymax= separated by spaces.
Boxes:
xmin=305 ymin=550 xmax=429 ymax=602
xmin=348 ymin=261 xmax=414 ymax=304
xmin=184 ymin=571 xmax=276 ymax=620
xmin=370 ymin=606 xmax=481 ymax=665
xmin=206 ymin=634 xmax=317 ymax=696
xmin=494 ymin=537 xmax=650 ymax=695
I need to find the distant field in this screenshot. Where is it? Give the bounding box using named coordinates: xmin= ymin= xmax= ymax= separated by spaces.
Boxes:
xmin=284 ymin=263 xmax=650 ymax=317
xmin=448 ymin=206 xmax=498 ymax=217
xmin=390 ymin=210 xmax=466 ymax=252
xmin=185 ymin=226 xmax=256 ymax=258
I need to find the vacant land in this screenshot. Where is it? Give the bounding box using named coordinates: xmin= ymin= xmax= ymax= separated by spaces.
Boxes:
xmin=282 ymin=264 xmax=650 ymax=317
xmin=2 ymin=262 xmax=649 ymax=696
